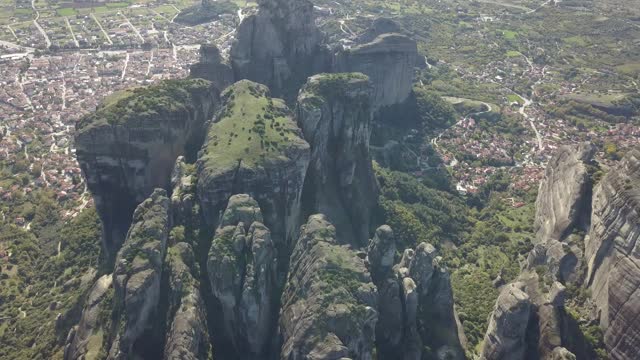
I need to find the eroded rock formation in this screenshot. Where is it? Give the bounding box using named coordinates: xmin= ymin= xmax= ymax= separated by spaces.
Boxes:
xmin=480 ymin=282 xmax=532 ymax=360
xmin=64 ymin=275 xmax=114 ymax=360
xmin=75 ymin=79 xmax=218 ymax=260
xmin=207 ymin=194 xmax=278 ymax=357
xmin=66 ymin=189 xmax=171 ymax=360
xmin=367 ymin=226 xmax=465 ymax=360
xmin=585 ymin=148 xmax=640 ymax=359
xmin=297 ymin=73 xmax=378 ymax=246
xmin=279 ymin=214 xmax=378 ymax=359
xmin=197 ymin=80 xmax=310 ymax=253
xmin=534 ymin=142 xmax=595 ymax=243
xmin=108 ymin=189 xmax=170 ymax=359
xmin=230 ymin=0 xmax=328 ymax=98
xmin=190 ymin=44 xmax=234 ymax=90
xmin=164 ymin=242 xmax=210 ymax=360
xmin=334 ymin=21 xmax=419 ymax=111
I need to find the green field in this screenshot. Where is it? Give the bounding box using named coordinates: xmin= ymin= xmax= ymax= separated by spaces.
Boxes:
xmin=56 ymin=7 xmax=76 ymax=16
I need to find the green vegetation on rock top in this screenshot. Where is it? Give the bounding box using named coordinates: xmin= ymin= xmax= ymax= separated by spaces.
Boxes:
xmin=77 ymin=78 xmax=212 ymax=131
xmin=303 ymin=72 xmax=369 ymax=103
xmin=199 ymin=80 xmax=307 ymax=173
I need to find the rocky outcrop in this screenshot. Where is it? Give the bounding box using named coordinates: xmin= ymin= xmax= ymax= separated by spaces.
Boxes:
xmin=367 ymin=226 xmax=465 ymax=360
xmin=230 ymin=0 xmax=328 ymax=98
xmin=170 ymin=156 xmax=198 ymax=228
xmin=355 ymin=17 xmax=411 ymax=44
xmin=190 ymin=44 xmax=234 ymax=90
xmin=64 ymin=275 xmax=114 ymax=360
xmin=207 ymin=194 xmax=278 ymax=357
xmin=297 ymin=73 xmax=378 ymax=246
xmin=526 ymin=238 xmax=582 ymax=284
xmin=164 ymin=242 xmax=210 ymax=360
xmin=197 ymin=80 xmax=310 ymax=255
xmin=108 ymin=189 xmax=170 ymax=359
xmin=585 ymin=148 xmax=640 ymax=359
xmin=334 ymin=27 xmax=418 ymax=111
xmin=366 ymin=225 xmax=396 ymax=283
xmin=279 ymin=214 xmax=378 ymax=359
xmin=75 ymin=79 xmax=218 ymax=260
xmin=550 ymin=347 xmax=577 ymax=360
xmin=480 ymin=282 xmax=532 ymax=360
xmin=534 ymin=142 xmax=595 ymax=243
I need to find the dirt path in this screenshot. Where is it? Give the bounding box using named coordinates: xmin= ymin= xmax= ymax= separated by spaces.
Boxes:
xmin=119 ymin=12 xmax=144 ymax=43
xmin=65 ymin=17 xmax=79 ymax=47
xmin=31 ymin=0 xmax=51 ymax=48
xmin=121 ymin=52 xmax=129 ymax=80
xmin=91 ymin=13 xmax=113 ymax=45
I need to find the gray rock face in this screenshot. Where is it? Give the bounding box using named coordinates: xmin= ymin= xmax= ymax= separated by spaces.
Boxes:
xmin=527 ymin=239 xmax=581 ymax=284
xmin=366 ymin=225 xmax=396 ymax=282
xmin=207 ymin=194 xmax=277 ymax=357
xmin=366 ymin=228 xmax=464 ymax=360
xmin=297 ymin=73 xmax=378 ymax=246
xmin=230 ymin=0 xmax=328 ymax=98
xmin=334 ymin=32 xmax=418 ymax=111
xmin=480 ymin=282 xmax=532 ymax=360
xmin=585 ymin=148 xmax=640 ymax=359
xmin=170 ymin=156 xmax=198 ymax=228
xmin=190 ymin=44 xmax=234 ymax=90
xmin=279 ymin=214 xmax=378 ymax=360
xmin=550 ymin=347 xmax=577 ymax=360
xmin=534 ymin=142 xmax=595 ymax=243
xmin=75 ymin=79 xmax=218 ymax=260
xmin=197 ymin=80 xmax=310 ymax=254
xmin=64 ymin=275 xmax=113 ymax=360
xmin=108 ymin=189 xmax=170 ymax=359
xmin=164 ymin=242 xmax=210 ymax=360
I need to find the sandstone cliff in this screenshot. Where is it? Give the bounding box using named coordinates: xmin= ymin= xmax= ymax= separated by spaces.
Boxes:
xmin=197 ymin=80 xmax=310 ymax=257
xmin=230 ymin=0 xmax=328 ymax=99
xmin=297 ymin=73 xmax=378 ymax=246
xmin=534 ymin=142 xmax=595 ymax=244
xmin=279 ymin=214 xmax=378 ymax=359
xmin=65 ymin=189 xmax=171 ymax=360
xmin=334 ymin=25 xmax=419 ymax=111
xmin=585 ymin=148 xmax=640 ymax=359
xmin=108 ymin=189 xmax=170 ymax=359
xmin=75 ymin=79 xmax=218 ymax=261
